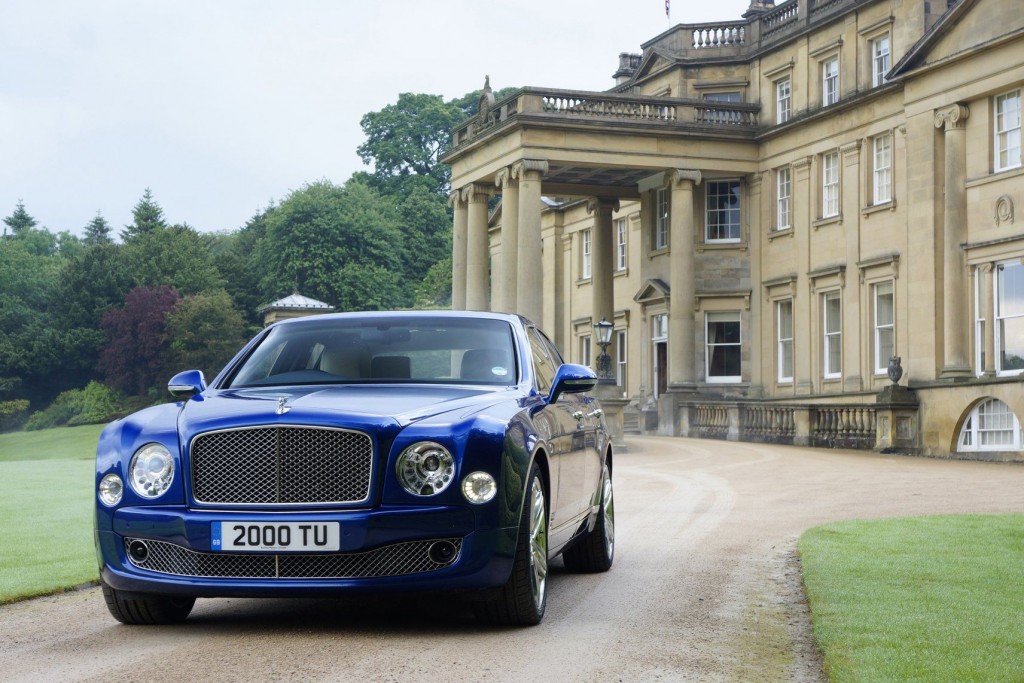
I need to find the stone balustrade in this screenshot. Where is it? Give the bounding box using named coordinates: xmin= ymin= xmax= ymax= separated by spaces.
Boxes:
xmin=762 ymin=0 xmax=800 ymax=35
xmin=691 ymin=23 xmax=747 ymax=49
xmin=692 ymin=404 xmax=730 ymax=439
xmin=810 ymin=405 xmax=877 ymax=449
xmin=742 ymin=404 xmax=797 ymax=442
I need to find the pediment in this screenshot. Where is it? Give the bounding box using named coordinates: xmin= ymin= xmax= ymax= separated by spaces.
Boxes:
xmin=891 ymin=0 xmax=1023 ymax=78
xmin=630 ymin=48 xmax=678 ymax=84
xmin=634 ymin=278 xmax=671 ymax=304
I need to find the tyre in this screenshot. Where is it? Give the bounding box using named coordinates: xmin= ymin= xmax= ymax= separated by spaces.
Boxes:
xmin=562 ymin=462 xmax=614 ymax=573
xmin=474 ymin=463 xmax=548 ymax=626
xmin=101 ymin=582 xmax=195 ymax=625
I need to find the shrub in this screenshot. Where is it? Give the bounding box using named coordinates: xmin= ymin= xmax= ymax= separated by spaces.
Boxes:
xmin=0 ymin=399 xmax=30 ymax=432
xmin=24 ymin=382 xmax=126 ymax=431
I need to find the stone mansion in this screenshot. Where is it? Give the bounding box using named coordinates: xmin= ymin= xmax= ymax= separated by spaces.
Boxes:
xmin=441 ymin=0 xmax=1024 ymax=460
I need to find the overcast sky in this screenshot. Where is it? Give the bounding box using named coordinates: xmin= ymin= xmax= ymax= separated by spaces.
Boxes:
xmin=1 ymin=0 xmax=750 ymax=237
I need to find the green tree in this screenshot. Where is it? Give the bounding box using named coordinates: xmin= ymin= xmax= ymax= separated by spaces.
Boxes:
xmin=254 ymin=178 xmax=405 ymax=311
xmin=3 ymin=200 xmax=38 ymax=236
xmin=121 ymin=188 xmax=167 ymax=241
xmin=164 ymin=290 xmax=248 ymax=379
xmin=122 ymin=223 xmax=224 ymax=294
xmin=83 ymin=212 xmax=113 ymax=246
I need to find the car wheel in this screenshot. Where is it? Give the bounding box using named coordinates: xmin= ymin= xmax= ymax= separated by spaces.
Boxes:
xmin=562 ymin=462 xmax=614 ymax=573
xmin=101 ymin=582 xmax=195 ymax=625
xmin=474 ymin=463 xmax=548 ymax=626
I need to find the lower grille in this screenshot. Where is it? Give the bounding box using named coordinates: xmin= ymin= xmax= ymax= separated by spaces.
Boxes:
xmin=125 ymin=537 xmax=462 ymax=579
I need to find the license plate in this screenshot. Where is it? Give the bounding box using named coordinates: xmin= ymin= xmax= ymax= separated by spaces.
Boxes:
xmin=212 ymin=522 xmax=340 ymax=552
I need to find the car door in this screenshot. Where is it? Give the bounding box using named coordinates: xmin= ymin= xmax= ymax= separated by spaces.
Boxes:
xmin=527 ymin=327 xmax=588 ymax=540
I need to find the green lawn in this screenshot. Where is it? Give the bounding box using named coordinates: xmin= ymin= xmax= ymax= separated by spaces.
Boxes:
xmin=0 ymin=424 xmax=105 ymax=603
xmin=800 ymin=514 xmax=1024 ymax=683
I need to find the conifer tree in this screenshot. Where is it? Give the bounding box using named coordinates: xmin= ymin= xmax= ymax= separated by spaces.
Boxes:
xmin=121 ymin=188 xmax=167 ymax=241
xmin=83 ymin=211 xmax=113 ymax=245
xmin=3 ymin=200 xmax=38 ymax=236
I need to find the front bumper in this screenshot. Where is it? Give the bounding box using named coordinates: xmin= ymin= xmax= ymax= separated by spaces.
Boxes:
xmin=97 ymin=505 xmax=516 ymax=597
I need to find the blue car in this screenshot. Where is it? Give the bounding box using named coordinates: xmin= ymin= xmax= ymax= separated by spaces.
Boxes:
xmin=95 ymin=311 xmax=614 ymax=626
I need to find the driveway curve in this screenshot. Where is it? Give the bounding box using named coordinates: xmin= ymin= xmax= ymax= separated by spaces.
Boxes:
xmin=2 ymin=437 xmax=1022 ymax=682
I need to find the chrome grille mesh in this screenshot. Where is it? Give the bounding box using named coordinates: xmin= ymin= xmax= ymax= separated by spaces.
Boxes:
xmin=125 ymin=538 xmax=462 ymax=579
xmin=191 ymin=426 xmax=373 ymax=505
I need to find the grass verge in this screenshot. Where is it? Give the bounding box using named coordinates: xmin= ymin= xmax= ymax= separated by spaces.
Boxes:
xmin=800 ymin=514 xmax=1024 ymax=682
xmin=0 ymin=424 xmax=104 ymax=603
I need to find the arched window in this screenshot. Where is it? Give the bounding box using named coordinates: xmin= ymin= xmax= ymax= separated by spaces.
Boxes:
xmin=958 ymin=398 xmax=1024 ymax=451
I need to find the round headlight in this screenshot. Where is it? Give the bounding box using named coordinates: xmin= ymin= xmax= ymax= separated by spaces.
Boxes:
xmin=128 ymin=443 xmax=175 ymax=499
xmin=462 ymin=471 xmax=497 ymax=504
xmin=98 ymin=473 xmax=123 ymax=506
xmin=396 ymin=442 xmax=455 ymax=496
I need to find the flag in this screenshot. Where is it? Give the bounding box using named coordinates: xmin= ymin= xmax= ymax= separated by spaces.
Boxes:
xmin=665 ymin=0 xmax=670 ymax=19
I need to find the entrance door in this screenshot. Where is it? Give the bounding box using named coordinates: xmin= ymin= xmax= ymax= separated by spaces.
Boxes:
xmin=654 ymin=341 xmax=668 ymax=398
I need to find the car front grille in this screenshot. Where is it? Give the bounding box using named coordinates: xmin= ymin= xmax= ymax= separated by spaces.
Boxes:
xmin=190 ymin=426 xmax=373 ymax=505
xmin=125 ymin=537 xmax=463 ymax=579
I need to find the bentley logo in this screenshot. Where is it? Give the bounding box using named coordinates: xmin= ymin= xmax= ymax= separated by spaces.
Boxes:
xmin=276 ymin=397 xmax=290 ymax=415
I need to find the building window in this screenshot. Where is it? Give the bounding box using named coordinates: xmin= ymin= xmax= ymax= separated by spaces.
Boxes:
xmin=579 ymin=334 xmax=592 ymax=367
xmin=654 ymin=188 xmax=669 ymax=250
xmin=975 ymin=268 xmax=987 ymax=376
xmin=706 ymin=311 xmax=741 ymax=382
xmin=777 ymin=300 xmax=794 ymax=383
xmin=776 ymin=167 xmax=792 ymax=230
xmin=871 ymin=36 xmax=890 ymax=87
xmin=874 ymin=281 xmax=894 ymax=374
xmin=705 ymin=180 xmax=741 ymax=243
xmin=616 ymin=218 xmax=628 ymax=271
xmin=822 ymin=151 xmax=840 ymax=218
xmin=652 ymin=314 xmax=668 ymax=398
xmin=615 ymin=329 xmax=628 ymax=390
xmin=581 ymin=229 xmax=592 ymax=280
xmin=823 ymin=291 xmax=842 ymax=379
xmin=872 ymin=134 xmax=892 ymax=205
xmin=959 ymin=398 xmax=1024 ymax=452
xmin=822 ymin=57 xmax=839 ymax=107
xmin=776 ymin=78 xmax=791 ymax=124
xmin=995 ymin=90 xmax=1022 ymax=172
xmin=996 ymin=260 xmax=1024 ymax=375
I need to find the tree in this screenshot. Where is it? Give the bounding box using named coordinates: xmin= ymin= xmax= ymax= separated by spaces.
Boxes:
xmin=3 ymin=200 xmax=38 ymax=236
xmin=99 ymin=285 xmax=181 ymax=396
xmin=83 ymin=212 xmax=113 ymax=246
xmin=254 ymin=178 xmax=406 ymax=311
xmin=121 ymin=188 xmax=167 ymax=241
xmin=122 ymin=223 xmax=224 ymax=295
xmin=165 ymin=290 xmax=249 ymax=379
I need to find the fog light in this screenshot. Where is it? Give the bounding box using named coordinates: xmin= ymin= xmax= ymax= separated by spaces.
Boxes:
xmin=98 ymin=473 xmax=123 ymax=506
xmin=461 ymin=471 xmax=497 ymax=504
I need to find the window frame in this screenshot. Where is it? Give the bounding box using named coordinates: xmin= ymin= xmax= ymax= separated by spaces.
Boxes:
xmin=872 ymin=133 xmax=892 ymax=206
xmin=822 ymin=57 xmax=839 ymax=107
xmin=871 ymin=35 xmax=890 ymax=88
xmin=615 ymin=328 xmax=628 ymax=390
xmin=705 ymin=311 xmax=742 ymax=384
xmin=873 ymin=281 xmax=895 ymax=375
xmin=822 ymin=151 xmax=840 ymax=218
xmin=705 ymin=179 xmax=742 ymax=244
xmin=995 ymin=260 xmax=1024 ymax=377
xmin=654 ymin=188 xmax=669 ymax=250
xmin=578 ymin=334 xmax=592 ymax=368
xmin=776 ymin=77 xmax=791 ymax=124
xmin=775 ymin=166 xmax=792 ymax=230
xmin=958 ymin=398 xmax=1024 ymax=452
xmin=975 ymin=267 xmax=987 ymax=377
xmin=777 ymin=299 xmax=794 ymax=383
xmin=581 ymin=229 xmax=592 ymax=280
xmin=994 ymin=89 xmax=1022 ymax=173
xmin=616 ymin=218 xmax=628 ymax=271
xmin=822 ymin=290 xmax=842 ymax=379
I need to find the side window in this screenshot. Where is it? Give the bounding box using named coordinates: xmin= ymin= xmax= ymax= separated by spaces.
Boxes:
xmin=527 ymin=328 xmax=557 ymax=394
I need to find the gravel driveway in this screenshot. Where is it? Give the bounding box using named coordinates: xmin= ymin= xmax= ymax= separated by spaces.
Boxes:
xmin=3 ymin=437 xmax=1022 ymax=682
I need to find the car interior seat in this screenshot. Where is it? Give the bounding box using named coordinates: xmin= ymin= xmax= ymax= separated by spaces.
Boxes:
xmin=460 ymin=348 xmax=512 ymax=382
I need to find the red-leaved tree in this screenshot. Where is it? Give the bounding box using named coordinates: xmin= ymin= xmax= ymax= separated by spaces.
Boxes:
xmin=99 ymin=285 xmax=181 ymax=396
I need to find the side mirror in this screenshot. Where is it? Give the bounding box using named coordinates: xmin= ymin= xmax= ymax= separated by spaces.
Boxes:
xmin=548 ymin=363 xmax=597 ymax=403
xmin=168 ymin=370 xmax=207 ymax=399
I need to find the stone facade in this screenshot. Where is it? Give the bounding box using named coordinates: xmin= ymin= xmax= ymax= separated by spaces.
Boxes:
xmin=442 ymin=0 xmax=1024 ymax=461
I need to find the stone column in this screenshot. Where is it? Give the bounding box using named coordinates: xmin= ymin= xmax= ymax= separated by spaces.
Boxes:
xmin=495 ymin=167 xmax=520 ymax=314
xmin=935 ymin=104 xmax=971 ymax=377
xmin=449 ymin=191 xmax=468 ymax=310
xmin=668 ymin=169 xmax=701 ymax=389
xmin=588 ymin=198 xmax=619 ymax=326
xmin=514 ymin=159 xmax=548 ymax=324
xmin=465 ymin=183 xmax=493 ymax=311
xmin=982 ymin=263 xmax=996 ymax=376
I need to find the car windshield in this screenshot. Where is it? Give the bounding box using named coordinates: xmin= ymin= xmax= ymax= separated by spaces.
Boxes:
xmin=225 ymin=316 xmax=518 ymax=388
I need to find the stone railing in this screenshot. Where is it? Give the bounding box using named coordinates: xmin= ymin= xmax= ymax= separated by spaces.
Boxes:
xmin=675 ymin=399 xmax=908 ymax=451
xmin=449 ymin=88 xmax=760 ymax=149
xmin=810 ymin=0 xmax=846 ymax=15
xmin=810 ymin=405 xmax=877 ymax=449
xmin=762 ymin=0 xmax=800 ymax=35
xmin=691 ymin=22 xmax=747 ymax=49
